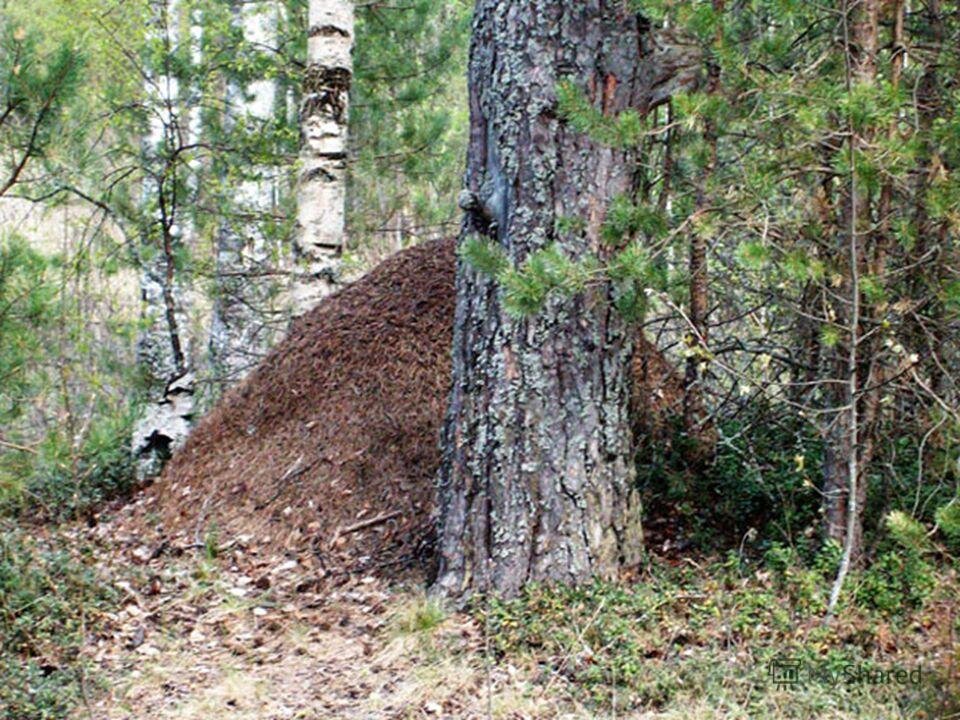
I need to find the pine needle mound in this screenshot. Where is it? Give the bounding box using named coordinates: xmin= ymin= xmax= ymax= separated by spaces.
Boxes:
xmin=147 ymin=238 xmax=685 ymax=582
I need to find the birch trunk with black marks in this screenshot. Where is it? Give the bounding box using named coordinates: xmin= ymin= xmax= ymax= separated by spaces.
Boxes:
xmin=291 ymin=0 xmax=354 ymax=314
xmin=132 ymin=0 xmax=197 ymax=479
xmin=435 ymin=1 xmax=699 ymax=599
xmin=209 ymin=0 xmax=287 ymax=389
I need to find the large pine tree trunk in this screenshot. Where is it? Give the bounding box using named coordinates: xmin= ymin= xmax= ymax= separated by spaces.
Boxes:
xmin=435 ymin=2 xmax=679 ymax=599
xmin=291 ymin=0 xmax=354 ymax=314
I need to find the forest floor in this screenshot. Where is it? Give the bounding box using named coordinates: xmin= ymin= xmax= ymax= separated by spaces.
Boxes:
xmin=52 ymin=492 xmax=958 ymax=720
xmin=33 ymin=241 xmax=953 ymax=720
xmin=68 ymin=496 xmax=578 ymax=720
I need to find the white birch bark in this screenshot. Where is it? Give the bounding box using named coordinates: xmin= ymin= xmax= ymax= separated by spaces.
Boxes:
xmin=291 ymin=0 xmax=354 ymax=313
xmin=132 ymin=0 xmax=197 ymax=479
xmin=209 ymin=0 xmax=286 ymax=389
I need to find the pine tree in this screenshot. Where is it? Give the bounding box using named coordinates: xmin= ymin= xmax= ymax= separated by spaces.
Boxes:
xmin=131 ymin=0 xmax=198 ymax=479
xmin=435 ymin=1 xmax=699 ymax=599
xmin=0 ymin=24 xmax=82 ymax=197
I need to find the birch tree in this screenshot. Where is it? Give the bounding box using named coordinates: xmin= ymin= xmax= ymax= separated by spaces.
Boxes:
xmin=291 ymin=0 xmax=353 ymax=313
xmin=131 ymin=0 xmax=198 ymax=478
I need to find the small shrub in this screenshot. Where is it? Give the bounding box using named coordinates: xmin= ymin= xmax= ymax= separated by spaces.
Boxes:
xmin=763 ymin=541 xmax=833 ymax=613
xmin=855 ymin=550 xmax=935 ymax=616
xmin=885 ymin=510 xmax=932 ymax=554
xmin=203 ymin=526 xmax=220 ymax=560
xmin=1 ymin=410 xmax=137 ymax=522
xmin=396 ymin=596 xmax=447 ymax=634
xmin=934 ymin=500 xmax=960 ymax=552
xmin=638 ymin=402 xmax=823 ymax=552
xmin=0 ymin=525 xmax=117 ymax=720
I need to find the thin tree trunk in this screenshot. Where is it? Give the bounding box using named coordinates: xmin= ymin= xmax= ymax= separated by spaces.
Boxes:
xmin=132 ymin=0 xmax=196 ymax=479
xmin=291 ymin=0 xmax=354 ymax=314
xmin=823 ymin=0 xmax=879 ymax=572
xmin=909 ymin=0 xmax=948 ymax=396
xmin=683 ymin=0 xmax=723 ymax=458
xmin=210 ymin=0 xmax=286 ymax=389
xmin=435 ymin=2 xmax=687 ymax=599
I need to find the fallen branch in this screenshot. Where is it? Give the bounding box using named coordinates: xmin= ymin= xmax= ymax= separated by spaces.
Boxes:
xmin=342 ymin=511 xmax=402 ymax=535
xmin=0 ymin=437 xmax=38 ymax=454
xmin=329 ymin=511 xmax=402 ymax=549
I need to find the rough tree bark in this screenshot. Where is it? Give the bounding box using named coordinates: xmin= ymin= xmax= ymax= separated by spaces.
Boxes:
xmin=291 ymin=0 xmax=354 ymax=314
xmin=434 ymin=1 xmax=699 ymax=599
xmin=132 ymin=0 xmax=197 ymax=480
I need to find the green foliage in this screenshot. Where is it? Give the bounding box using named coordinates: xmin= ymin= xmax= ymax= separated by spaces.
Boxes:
xmin=462 ymin=237 xmax=661 ymax=320
xmin=474 ymin=556 xmax=948 ymax=715
xmin=479 ymin=580 xmax=668 ymax=704
xmin=0 ymin=24 xmax=84 ymax=193
xmin=763 ymin=541 xmax=836 ymax=613
xmin=780 ymin=249 xmax=825 ymax=282
xmin=350 ymin=0 xmax=471 ymax=252
xmin=765 ymin=532 xmax=939 ymax=620
xmin=934 ymin=500 xmax=960 ymax=549
xmin=556 ymin=80 xmax=644 ymax=148
xmin=396 ymin=597 xmax=446 ymax=634
xmin=0 ymin=525 xmax=117 ymax=720
xmin=607 ymin=242 xmax=653 ymax=282
xmin=203 ymin=525 xmax=220 ymax=561
xmin=0 ymin=229 xmax=138 ymax=524
xmin=735 ymin=240 xmax=770 ymax=270
xmin=639 ymin=403 xmax=823 ymax=550
xmin=461 ymin=239 xmax=586 ymax=317
xmin=1 ymin=410 xmax=137 ymax=522
xmin=0 ymin=236 xmax=56 ymax=424
xmin=459 ymin=235 xmax=510 ymax=278
xmin=602 ymin=196 xmax=669 ymax=245
xmin=856 ymin=550 xmax=936 ymax=616
xmin=884 ymin=510 xmax=932 ymax=554
xmin=820 ymin=324 xmax=841 ymax=349
xmin=499 ymin=265 xmax=551 ymax=317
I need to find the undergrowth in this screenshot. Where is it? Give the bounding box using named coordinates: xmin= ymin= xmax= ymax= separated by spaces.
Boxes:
xmin=639 ymin=403 xmax=960 ymax=562
xmin=474 ymin=553 xmax=960 ymax=718
xmin=0 ymin=410 xmax=137 ymax=523
xmin=0 ymin=524 xmax=117 ymax=720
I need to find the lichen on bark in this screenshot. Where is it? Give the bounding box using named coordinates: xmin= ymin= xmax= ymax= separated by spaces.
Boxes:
xmin=434 ymin=1 xmax=693 ymax=599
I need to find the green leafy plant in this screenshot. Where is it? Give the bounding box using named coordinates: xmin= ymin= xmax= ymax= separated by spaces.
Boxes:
xmin=934 ymin=500 xmax=960 ymax=552
xmin=855 ymin=550 xmax=936 ymax=616
xmin=1 ymin=411 xmax=137 ymax=521
xmin=0 ymin=526 xmax=117 ymax=720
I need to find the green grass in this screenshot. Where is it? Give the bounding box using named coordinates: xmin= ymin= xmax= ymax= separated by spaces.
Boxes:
xmin=394 ymin=595 xmax=448 ymax=635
